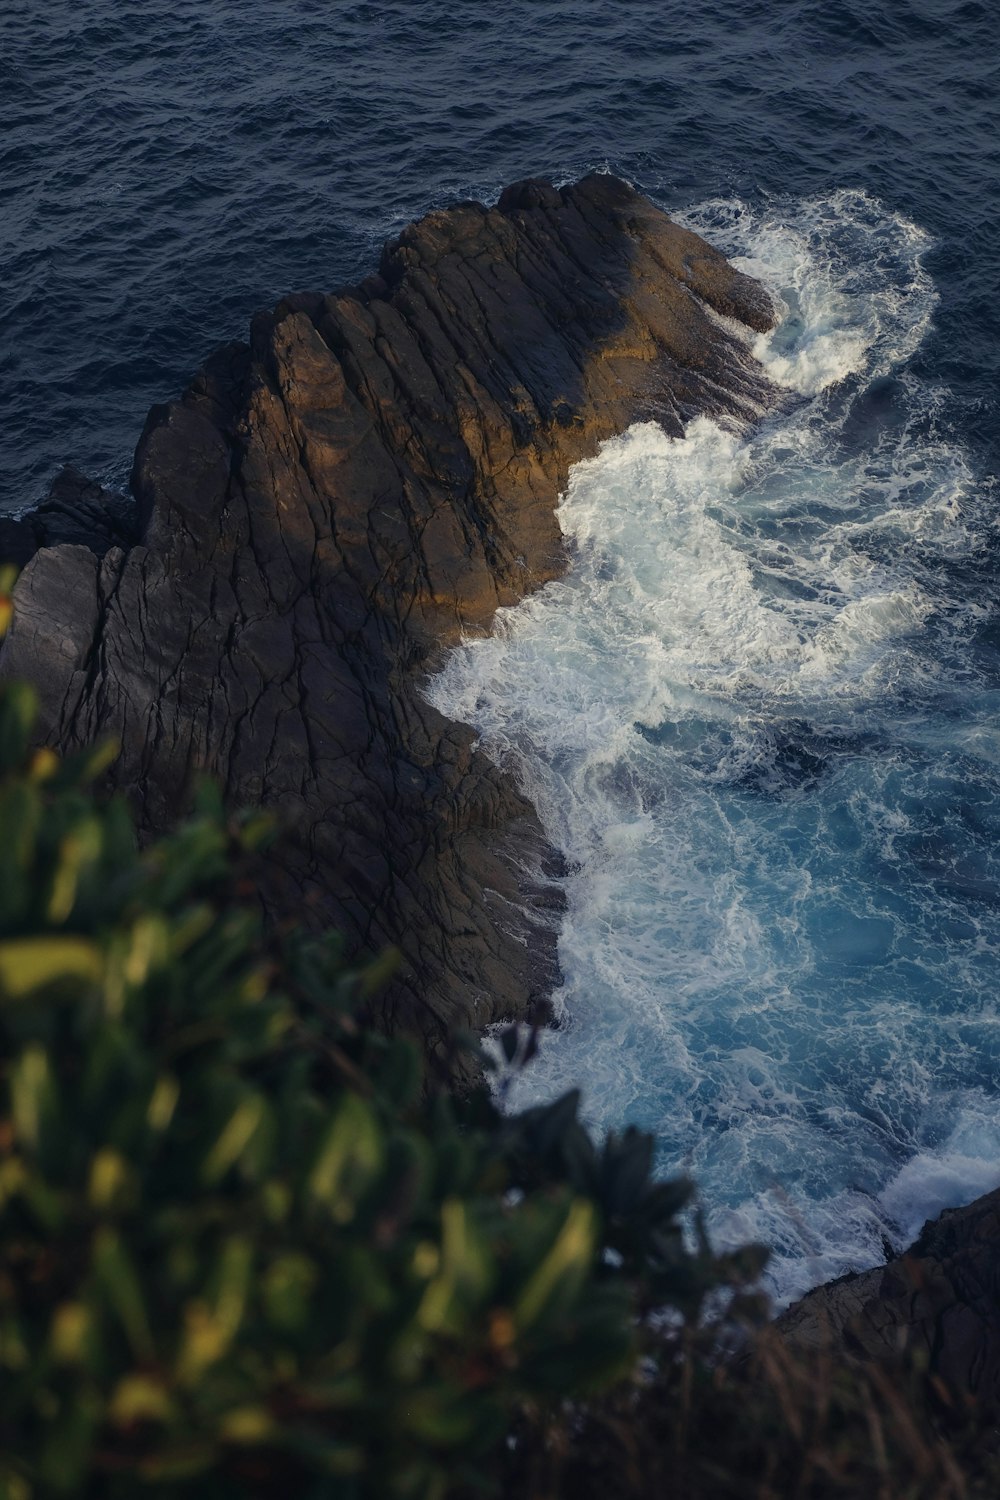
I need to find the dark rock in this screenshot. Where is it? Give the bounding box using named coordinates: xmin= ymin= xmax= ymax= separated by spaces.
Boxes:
xmin=0 ymin=173 xmax=776 ymax=1065
xmin=35 ymin=466 xmax=138 ymax=553
xmin=0 ymin=519 xmax=37 ymax=569
xmin=779 ymin=1188 xmax=1000 ymax=1419
xmin=0 ymin=467 xmax=137 ymax=565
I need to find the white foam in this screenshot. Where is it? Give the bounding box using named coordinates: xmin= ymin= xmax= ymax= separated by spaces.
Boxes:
xmin=681 ymin=188 xmax=937 ymax=391
xmin=425 ymin=190 xmax=1000 ymax=1305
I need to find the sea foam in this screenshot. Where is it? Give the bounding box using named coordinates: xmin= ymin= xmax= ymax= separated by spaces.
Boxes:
xmin=425 ymin=191 xmax=1000 ymax=1305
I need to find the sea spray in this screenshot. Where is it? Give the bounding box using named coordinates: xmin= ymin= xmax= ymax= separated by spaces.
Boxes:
xmin=426 ymin=192 xmax=1000 ymax=1304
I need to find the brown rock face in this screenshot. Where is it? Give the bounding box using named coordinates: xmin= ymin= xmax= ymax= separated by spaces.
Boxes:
xmin=779 ymin=1189 xmax=1000 ymax=1419
xmin=1 ymin=174 xmax=775 ymax=1062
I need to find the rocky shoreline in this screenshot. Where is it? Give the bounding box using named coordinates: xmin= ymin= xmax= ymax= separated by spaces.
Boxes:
xmin=780 ymin=1187 xmax=1000 ymax=1426
xmin=2 ymin=173 xmax=997 ymax=1410
xmin=0 ymin=173 xmax=774 ymax=1068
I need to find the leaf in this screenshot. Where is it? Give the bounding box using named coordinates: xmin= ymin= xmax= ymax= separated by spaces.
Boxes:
xmin=514 ymin=1199 xmax=596 ymax=1330
xmin=643 ymin=1175 xmax=695 ymax=1224
xmin=0 ymin=784 xmax=41 ymax=923
xmin=0 ymin=936 xmax=101 ymax=999
xmin=0 ymin=681 xmax=37 ymax=773
xmin=72 ymin=737 xmax=120 ymax=786
xmin=50 ymin=1303 xmax=93 ymax=1365
xmin=556 ymin=1123 xmax=598 ymax=1195
xmin=27 ymin=746 xmax=60 ymax=783
xmin=122 ymin=913 xmax=169 ymax=986
xmin=177 ymin=1238 xmax=253 ymax=1382
xmin=218 ymin=1406 xmax=276 ymax=1445
xmin=308 ymin=1093 xmax=383 ymax=1221
xmin=108 ymin=1374 xmax=174 ymax=1426
xmin=92 ymin=1229 xmax=154 ymax=1362
xmin=0 ymin=1467 xmax=33 ymax=1500
xmin=47 ymin=816 xmax=103 ymax=924
xmin=531 ymin=1089 xmax=582 ymax=1155
xmin=499 ymin=1025 xmax=519 ymax=1064
xmin=212 ymin=1237 xmax=254 ymax=1343
xmin=147 ymin=1074 xmax=180 ymax=1133
xmin=9 ymin=1044 xmax=58 ymax=1152
xmin=202 ymin=1094 xmax=267 ymax=1185
xmin=88 ymin=1148 xmax=133 ymax=1212
xmin=262 ymin=1253 xmax=318 ymax=1332
xmin=418 ymin=1200 xmax=494 ymax=1334
xmin=36 ymin=1392 xmax=103 ymax=1494
xmin=601 ymin=1127 xmax=655 ymax=1217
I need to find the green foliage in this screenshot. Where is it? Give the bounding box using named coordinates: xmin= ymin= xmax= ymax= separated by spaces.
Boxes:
xmin=0 ymin=675 xmax=760 ymax=1499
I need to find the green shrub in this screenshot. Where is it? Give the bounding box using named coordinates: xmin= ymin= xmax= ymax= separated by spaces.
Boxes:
xmin=0 ymin=659 xmax=763 ymax=1500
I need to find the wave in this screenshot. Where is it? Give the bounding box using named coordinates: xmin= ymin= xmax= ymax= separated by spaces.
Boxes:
xmin=425 ymin=191 xmax=1000 ymax=1305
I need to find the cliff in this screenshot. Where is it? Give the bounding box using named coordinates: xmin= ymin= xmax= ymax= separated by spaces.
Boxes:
xmin=0 ymin=173 xmax=774 ymax=1063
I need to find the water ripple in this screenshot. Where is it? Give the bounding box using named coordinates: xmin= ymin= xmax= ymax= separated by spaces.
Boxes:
xmin=1 ymin=0 xmax=997 ymax=507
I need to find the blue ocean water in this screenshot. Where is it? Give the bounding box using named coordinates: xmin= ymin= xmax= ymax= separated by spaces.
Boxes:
xmin=3 ymin=0 xmax=999 ymax=1299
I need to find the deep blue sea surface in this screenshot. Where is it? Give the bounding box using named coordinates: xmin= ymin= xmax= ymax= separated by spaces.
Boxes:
xmin=3 ymin=0 xmax=999 ymax=1300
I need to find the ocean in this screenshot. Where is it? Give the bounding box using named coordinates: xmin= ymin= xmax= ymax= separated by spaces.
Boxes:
xmin=3 ymin=0 xmax=999 ymax=1302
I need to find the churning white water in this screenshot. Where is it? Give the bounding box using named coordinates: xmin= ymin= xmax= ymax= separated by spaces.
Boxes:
xmin=425 ymin=191 xmax=1000 ymax=1305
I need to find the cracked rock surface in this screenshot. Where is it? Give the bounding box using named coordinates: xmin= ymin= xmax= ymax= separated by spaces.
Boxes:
xmin=1 ymin=173 xmax=775 ymax=1066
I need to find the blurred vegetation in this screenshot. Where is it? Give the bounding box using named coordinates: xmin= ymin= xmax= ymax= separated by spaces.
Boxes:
xmin=0 ymin=626 xmax=762 ymax=1498
xmin=0 ymin=576 xmax=994 ymax=1500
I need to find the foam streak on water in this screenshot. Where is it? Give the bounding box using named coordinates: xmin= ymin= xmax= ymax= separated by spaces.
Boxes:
xmin=426 ymin=193 xmax=1000 ymax=1305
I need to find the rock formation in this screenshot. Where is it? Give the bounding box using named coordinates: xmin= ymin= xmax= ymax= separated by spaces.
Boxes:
xmin=0 ymin=466 xmax=137 ymax=565
xmin=0 ymin=173 xmax=775 ymax=1064
xmin=5 ymin=171 xmax=999 ymax=1416
xmin=780 ymin=1189 xmax=1000 ymax=1420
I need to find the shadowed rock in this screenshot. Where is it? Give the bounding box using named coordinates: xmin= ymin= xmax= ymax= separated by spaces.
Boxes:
xmin=779 ymin=1189 xmax=1000 ymax=1421
xmin=0 ymin=467 xmax=137 ymax=565
xmin=1 ymin=173 xmax=775 ymax=1068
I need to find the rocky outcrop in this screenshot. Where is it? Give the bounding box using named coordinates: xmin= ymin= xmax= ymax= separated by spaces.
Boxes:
xmin=0 ymin=467 xmax=137 ymax=565
xmin=779 ymin=1189 xmax=1000 ymax=1420
xmin=0 ymin=173 xmax=775 ymax=1064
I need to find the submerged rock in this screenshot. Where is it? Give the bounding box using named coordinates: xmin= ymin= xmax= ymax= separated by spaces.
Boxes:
xmin=0 ymin=173 xmax=774 ymax=1064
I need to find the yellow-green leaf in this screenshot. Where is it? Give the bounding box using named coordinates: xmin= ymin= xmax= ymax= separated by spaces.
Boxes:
xmin=88 ymin=1148 xmax=133 ymax=1212
xmin=202 ymin=1095 xmax=266 ymax=1185
xmin=47 ymin=817 xmax=103 ymax=924
xmin=514 ymin=1199 xmax=596 ymax=1330
xmin=418 ymin=1201 xmax=493 ymax=1334
xmin=92 ymin=1228 xmax=154 ymax=1362
xmin=10 ymin=1045 xmax=57 ymax=1151
xmin=0 ymin=937 xmax=101 ymax=999
xmin=218 ymin=1406 xmax=275 ymax=1445
xmin=308 ymin=1093 xmax=383 ymax=1221
xmin=108 ymin=1375 xmax=174 ymax=1426
xmin=50 ymin=1303 xmax=92 ymax=1365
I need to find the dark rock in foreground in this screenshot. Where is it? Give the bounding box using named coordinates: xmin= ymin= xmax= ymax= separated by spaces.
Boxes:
xmin=1 ymin=174 xmax=774 ymax=1065
xmin=780 ymin=1189 xmax=1000 ymax=1420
